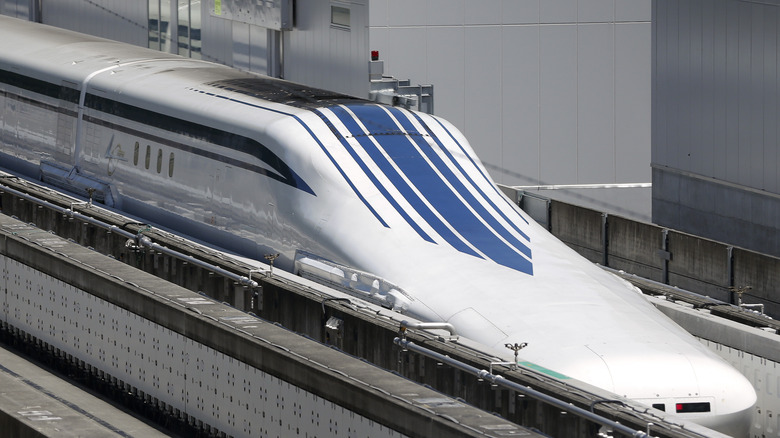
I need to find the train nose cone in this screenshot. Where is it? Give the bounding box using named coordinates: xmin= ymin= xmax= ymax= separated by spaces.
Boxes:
xmin=588 ymin=343 xmax=756 ymax=438
xmin=680 ymin=354 xmax=756 ymax=438
xmin=585 ymin=343 xmax=701 ymax=398
xmin=532 ymin=342 xmax=755 ymax=437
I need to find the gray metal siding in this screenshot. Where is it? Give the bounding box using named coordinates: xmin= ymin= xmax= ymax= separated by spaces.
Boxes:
xmin=502 ymin=25 xmax=540 ymax=185
xmin=616 ymin=22 xmax=652 ymax=182
xmin=653 ymin=0 xmax=780 ymax=256
xmin=283 ymin=0 xmax=369 ymax=98
xmin=540 ymin=24 xmax=578 ymax=184
xmin=201 ymin=11 xmax=234 ymax=66
xmin=0 ymin=0 xmax=31 ymax=18
xmin=369 ymin=0 xmax=653 ymax=211
xmin=40 ymin=0 xmax=147 ymax=47
xmin=654 ymin=0 xmax=780 ymax=192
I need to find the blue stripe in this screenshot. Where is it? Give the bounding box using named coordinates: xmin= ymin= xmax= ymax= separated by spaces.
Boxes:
xmin=426 ymin=115 xmax=531 ymax=227
xmin=388 ymin=107 xmax=532 ymax=260
xmin=328 ymin=105 xmax=481 ymax=258
xmin=296 ymin=114 xmax=390 ymax=229
xmin=339 ymin=104 xmax=532 ymax=274
xmin=314 ymin=109 xmax=435 ymax=243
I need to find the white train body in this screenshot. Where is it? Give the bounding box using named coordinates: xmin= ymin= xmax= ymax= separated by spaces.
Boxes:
xmin=0 ymin=17 xmax=755 ymax=435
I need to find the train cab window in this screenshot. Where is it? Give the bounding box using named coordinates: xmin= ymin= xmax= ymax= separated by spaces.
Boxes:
xmin=133 ymin=142 xmax=140 ymax=166
xmin=168 ymin=152 xmax=174 ymax=177
xmin=652 ymin=403 xmax=665 ymax=412
xmin=156 ymin=149 xmax=163 ymax=173
xmin=144 ymin=145 xmax=151 ymax=169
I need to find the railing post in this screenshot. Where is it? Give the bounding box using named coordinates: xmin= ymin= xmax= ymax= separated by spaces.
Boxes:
xmin=601 ymin=213 xmax=609 ymax=267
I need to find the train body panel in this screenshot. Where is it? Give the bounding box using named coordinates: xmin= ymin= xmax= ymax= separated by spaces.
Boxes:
xmin=0 ymin=16 xmax=755 ymax=436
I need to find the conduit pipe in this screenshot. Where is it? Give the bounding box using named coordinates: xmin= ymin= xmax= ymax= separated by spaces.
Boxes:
xmin=0 ymin=182 xmax=259 ymax=289
xmin=393 ymin=337 xmax=650 ymax=438
xmin=400 ymin=320 xmax=458 ymax=339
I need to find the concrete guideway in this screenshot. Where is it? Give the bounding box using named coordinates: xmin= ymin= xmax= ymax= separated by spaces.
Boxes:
xmin=0 ymin=343 xmax=169 ymax=438
xmin=0 ymin=212 xmax=540 ymax=438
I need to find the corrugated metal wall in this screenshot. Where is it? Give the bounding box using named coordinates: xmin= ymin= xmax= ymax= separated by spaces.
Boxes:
xmin=368 ymin=0 xmax=652 ymax=198
xmin=283 ymin=0 xmax=370 ymax=98
xmin=652 ymin=0 xmax=780 ymax=256
xmin=0 ymin=0 xmax=32 ymax=19
xmin=653 ymin=0 xmax=780 ymax=192
xmin=40 ymin=0 xmax=148 ymax=47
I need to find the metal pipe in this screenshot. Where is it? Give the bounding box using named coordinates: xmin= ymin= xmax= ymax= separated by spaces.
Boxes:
xmin=510 ymin=182 xmax=651 ymax=191
xmin=393 ymin=338 xmax=649 ymax=438
xmin=400 ymin=320 xmax=458 ymax=338
xmin=0 ymin=182 xmax=258 ymax=289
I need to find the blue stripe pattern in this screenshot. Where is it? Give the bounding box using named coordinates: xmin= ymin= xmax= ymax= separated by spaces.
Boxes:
xmin=329 ymin=103 xmax=533 ymax=275
xmin=387 ymin=106 xmax=532 ymax=259
xmin=325 ymin=106 xmax=474 ymax=253
xmin=426 ymin=115 xmax=531 ymax=227
xmin=313 ymin=109 xmax=434 ymax=242
xmin=408 ymin=111 xmax=532 ymax=232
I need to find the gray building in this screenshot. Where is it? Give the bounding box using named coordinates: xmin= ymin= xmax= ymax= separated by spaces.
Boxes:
xmin=1 ymin=0 xmax=653 ymax=221
xmin=370 ymin=1 xmax=652 ymax=221
xmin=652 ymin=0 xmax=780 ymax=256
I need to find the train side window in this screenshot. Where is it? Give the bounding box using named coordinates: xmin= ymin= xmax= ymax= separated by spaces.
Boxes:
xmin=156 ymin=149 xmax=163 ymax=174
xmin=145 ymin=145 xmax=151 ymax=169
xmin=168 ymin=152 xmax=174 ymax=177
xmin=133 ymin=142 xmax=139 ymax=166
xmin=652 ymin=403 xmax=665 ymax=412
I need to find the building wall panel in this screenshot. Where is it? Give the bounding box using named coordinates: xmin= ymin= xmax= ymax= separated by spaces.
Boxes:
xmin=541 ymin=0 xmax=578 ymax=24
xmin=465 ymin=26 xmax=502 ymax=169
xmin=465 ymin=0 xmax=502 ymax=26
xmin=41 ymin=0 xmax=147 ymax=47
xmin=427 ymin=26 xmax=465 ymax=129
xmin=653 ymin=0 xmax=780 ymax=255
xmin=580 ymin=0 xmax=615 ymax=23
xmin=500 ymin=0 xmax=539 ymax=24
xmin=615 ymin=22 xmax=651 ymax=182
xmin=578 ymin=23 xmax=615 ymax=184
xmin=284 ymin=0 xmax=369 ymax=98
xmin=501 ymin=25 xmax=540 ymax=186
xmin=540 ymin=25 xmax=578 ymax=184
xmin=201 ymin=10 xmax=233 ymax=65
xmin=616 ymin=0 xmax=651 ymax=21
xmin=427 ymin=0 xmax=465 ymax=25
xmin=762 ymin=11 xmax=779 ymax=193
xmin=232 ymin=21 xmax=251 ymax=71
xmin=0 ymin=0 xmax=30 ymax=18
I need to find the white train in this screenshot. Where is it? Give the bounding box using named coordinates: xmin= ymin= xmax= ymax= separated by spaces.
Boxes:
xmin=0 ymin=16 xmax=755 ymax=436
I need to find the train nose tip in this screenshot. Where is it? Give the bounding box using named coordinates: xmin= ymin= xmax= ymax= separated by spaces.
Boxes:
xmin=689 ymin=363 xmax=756 ymax=438
xmin=576 ymin=343 xmax=756 ymax=437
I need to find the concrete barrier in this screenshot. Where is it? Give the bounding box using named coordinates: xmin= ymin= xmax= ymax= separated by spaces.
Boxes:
xmin=508 ymin=188 xmax=780 ymax=319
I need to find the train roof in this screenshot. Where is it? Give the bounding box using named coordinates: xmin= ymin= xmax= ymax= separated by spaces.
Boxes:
xmin=207 ymin=77 xmax=364 ymax=110
xmin=0 ymin=15 xmax=364 ymax=112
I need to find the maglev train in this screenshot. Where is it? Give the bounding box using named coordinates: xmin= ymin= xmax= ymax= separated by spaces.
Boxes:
xmin=0 ymin=16 xmax=756 ymax=435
